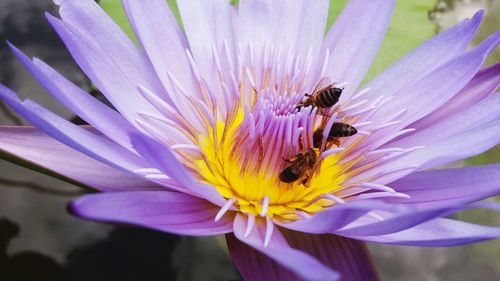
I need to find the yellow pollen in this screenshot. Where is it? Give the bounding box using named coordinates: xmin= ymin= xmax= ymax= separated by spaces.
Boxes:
xmin=192 ymin=105 xmax=348 ymax=222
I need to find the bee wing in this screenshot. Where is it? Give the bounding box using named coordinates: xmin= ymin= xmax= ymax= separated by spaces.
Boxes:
xmin=314 ymin=78 xmax=338 ymax=95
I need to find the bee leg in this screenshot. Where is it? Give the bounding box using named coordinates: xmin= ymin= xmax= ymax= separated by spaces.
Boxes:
xmin=301 ymin=177 xmax=310 ymax=187
xmin=333 ymin=139 xmax=341 ymax=147
xmin=302 ymin=170 xmax=314 ymax=187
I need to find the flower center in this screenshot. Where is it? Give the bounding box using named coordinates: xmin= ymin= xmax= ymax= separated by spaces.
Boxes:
xmin=191 ymin=79 xmax=357 ymax=221
xmin=150 ymin=45 xmax=415 ymax=222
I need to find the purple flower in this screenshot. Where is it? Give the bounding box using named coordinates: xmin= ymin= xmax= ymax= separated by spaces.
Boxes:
xmin=1 ymin=0 xmax=499 ymax=280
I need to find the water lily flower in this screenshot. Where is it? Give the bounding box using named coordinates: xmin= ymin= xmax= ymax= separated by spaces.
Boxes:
xmin=1 ymin=0 xmax=500 ymax=280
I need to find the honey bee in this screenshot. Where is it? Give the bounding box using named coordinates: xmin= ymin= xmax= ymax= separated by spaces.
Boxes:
xmin=313 ymin=122 xmax=358 ymax=148
xmin=296 ymin=81 xmax=343 ymax=112
xmin=279 ymin=149 xmax=318 ymax=184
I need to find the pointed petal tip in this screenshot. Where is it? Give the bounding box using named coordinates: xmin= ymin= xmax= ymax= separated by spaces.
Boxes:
xmin=472 ymin=9 xmax=485 ymax=21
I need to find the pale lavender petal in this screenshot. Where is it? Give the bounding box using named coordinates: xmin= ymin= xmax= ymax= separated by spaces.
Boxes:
xmin=409 ymin=62 xmax=500 ymax=132
xmin=268 ymin=0 xmax=302 ymax=57
xmin=363 ymin=119 xmax=500 ymax=184
xmin=177 ymin=0 xmax=216 ymax=78
xmin=278 ymin=200 xmax=409 ymax=234
xmin=368 ymin=31 xmax=500 ymax=128
xmin=54 ymin=0 xmax=166 ymax=97
xmin=238 ymin=0 xmax=273 ymax=59
xmin=9 ymin=43 xmax=137 ymax=150
xmin=0 ymin=126 xmax=157 ymax=192
xmin=387 ymin=164 xmax=500 ymax=209
xmin=295 ymin=0 xmax=330 ymax=61
xmin=389 ymin=90 xmax=500 ymax=149
xmin=199 ymin=0 xmax=236 ymax=51
xmin=402 ymin=119 xmax=500 ymax=171
xmin=122 ymin=0 xmax=197 ymax=101
xmin=323 ymin=0 xmax=394 ymax=96
xmin=362 ymin=10 xmax=483 ymax=103
xmin=336 ymin=203 xmax=499 ymax=237
xmin=131 ymin=134 xmax=226 ymax=206
xmin=0 ymin=84 xmax=147 ymax=173
xmin=69 ymin=191 xmax=233 ymax=236
xmin=45 ymin=14 xmax=161 ymax=127
xmin=231 ymin=214 xmax=340 ymax=281
xmin=346 ymin=218 xmax=500 ymax=247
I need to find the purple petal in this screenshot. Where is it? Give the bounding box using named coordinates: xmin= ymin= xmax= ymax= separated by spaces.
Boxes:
xmin=54 ymin=0 xmax=166 ymax=96
xmin=358 ymin=118 xmax=500 ymax=186
xmin=323 ymin=0 xmax=394 ymax=96
xmin=198 ymin=0 xmax=236 ymax=52
xmin=0 ymin=84 xmax=147 ymax=174
xmin=409 ymin=62 xmax=500 ymax=132
xmin=283 ymin=231 xmax=380 ymax=281
xmin=122 ymin=0 xmax=197 ymax=102
xmin=389 ymin=89 xmax=500 ymax=149
xmin=238 ymin=0 xmax=273 ymax=60
xmin=230 ymin=214 xmax=340 ymax=281
xmin=226 ymin=234 xmax=300 ymax=281
xmin=363 ymin=10 xmax=483 ymax=104
xmin=335 ymin=202 xmax=499 ymax=237
xmin=70 ymin=191 xmax=233 ymax=236
xmin=177 ymin=0 xmax=216 ymax=78
xmin=8 ymin=43 xmax=137 ymax=150
xmin=387 ymin=164 xmax=500 ymax=209
xmin=368 ymin=31 xmax=500 ymax=128
xmin=380 ymin=119 xmax=500 ymax=183
xmin=227 ymin=231 xmax=380 ymax=281
xmin=131 ymin=134 xmax=226 ymax=206
xmin=0 ymin=126 xmax=157 ymax=192
xmin=295 ymin=0 xmax=330 ymax=61
xmin=347 ymin=218 xmax=500 ymax=247
xmin=45 ymin=13 xmax=161 ymax=127
xmin=278 ymin=200 xmax=409 ymax=234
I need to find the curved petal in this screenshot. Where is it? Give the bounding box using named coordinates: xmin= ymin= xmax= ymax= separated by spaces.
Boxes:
xmin=9 ymin=43 xmax=137 ymax=150
xmin=323 ymin=0 xmax=394 ymax=96
xmin=295 ymin=0 xmax=330 ymax=61
xmin=346 ymin=218 xmax=500 ymax=247
xmin=389 ymin=90 xmax=500 ymax=149
xmin=0 ymin=126 xmax=157 ymax=192
xmin=283 ymin=231 xmax=380 ymax=281
xmin=69 ymin=191 xmax=233 ymax=236
xmin=362 ymin=10 xmax=483 ymax=103
xmin=122 ymin=0 xmax=197 ymax=101
xmin=409 ymin=62 xmax=500 ymax=132
xmin=359 ymin=119 xmax=500 ymax=185
xmin=336 ymin=203 xmax=499 ymax=237
xmin=238 ymin=0 xmax=273 ymax=61
xmin=0 ymin=84 xmax=147 ymax=174
xmin=131 ymin=134 xmax=226 ymax=206
xmin=227 ymin=231 xmax=380 ymax=281
xmin=230 ymin=214 xmax=340 ymax=281
xmin=177 ymin=0 xmax=216 ymax=79
xmin=45 ymin=13 xmax=161 ymax=127
xmin=199 ymin=0 xmax=236 ymax=53
xmin=54 ymin=0 xmax=166 ymax=97
xmin=226 ymin=233 xmax=300 ymax=281
xmin=387 ymin=164 xmax=500 ymax=209
xmin=368 ymin=31 xmax=500 ymax=128
xmin=279 ymin=200 xmax=409 ymax=234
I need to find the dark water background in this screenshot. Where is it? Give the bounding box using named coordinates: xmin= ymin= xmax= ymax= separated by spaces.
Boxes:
xmin=0 ymin=1 xmax=498 ymax=280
